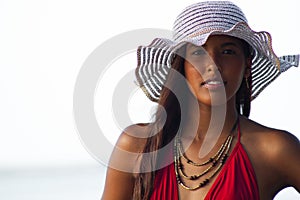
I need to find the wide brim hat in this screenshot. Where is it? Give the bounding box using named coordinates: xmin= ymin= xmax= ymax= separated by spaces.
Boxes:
xmin=135 ymin=1 xmax=299 ymax=102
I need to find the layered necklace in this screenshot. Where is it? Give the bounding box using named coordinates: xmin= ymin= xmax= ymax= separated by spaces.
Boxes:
xmin=174 ymin=119 xmax=239 ymax=190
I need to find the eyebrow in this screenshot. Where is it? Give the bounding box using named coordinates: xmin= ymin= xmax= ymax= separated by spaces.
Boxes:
xmin=186 ymin=43 xmax=201 ymax=48
xmin=186 ymin=41 xmax=240 ymax=50
xmin=186 ymin=43 xmax=204 ymax=52
xmin=198 ymin=42 xmax=240 ymax=49
xmin=220 ymin=42 xmax=239 ymax=48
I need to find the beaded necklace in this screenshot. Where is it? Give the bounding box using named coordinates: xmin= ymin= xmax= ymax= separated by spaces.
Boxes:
xmin=174 ymin=119 xmax=238 ymax=190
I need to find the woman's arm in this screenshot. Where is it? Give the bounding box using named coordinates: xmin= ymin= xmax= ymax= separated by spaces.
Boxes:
xmin=241 ymin=118 xmax=300 ymax=198
xmin=101 ymin=165 xmax=135 ymax=199
xmin=101 ymin=124 xmax=148 ymax=200
xmin=277 ymin=131 xmax=300 ymax=192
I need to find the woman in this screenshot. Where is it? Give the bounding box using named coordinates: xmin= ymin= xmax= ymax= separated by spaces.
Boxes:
xmin=102 ymin=1 xmax=300 ymax=199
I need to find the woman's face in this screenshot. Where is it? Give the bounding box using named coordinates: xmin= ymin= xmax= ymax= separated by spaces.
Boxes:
xmin=184 ymin=35 xmax=251 ymax=106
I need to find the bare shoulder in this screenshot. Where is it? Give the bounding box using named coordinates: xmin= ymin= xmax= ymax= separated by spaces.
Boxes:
xmin=240 ymin=117 xmax=299 ymax=156
xmin=116 ymin=123 xmax=151 ymax=153
xmin=101 ymin=123 xmax=151 ymax=200
xmin=240 ymin=117 xmax=300 ymax=193
xmin=108 ymin=123 xmax=152 ymax=173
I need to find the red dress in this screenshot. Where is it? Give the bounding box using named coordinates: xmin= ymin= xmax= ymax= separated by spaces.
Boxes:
xmin=150 ymin=129 xmax=260 ymax=200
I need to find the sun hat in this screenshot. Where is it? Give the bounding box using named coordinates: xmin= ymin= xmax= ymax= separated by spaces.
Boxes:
xmin=135 ymin=1 xmax=299 ymax=102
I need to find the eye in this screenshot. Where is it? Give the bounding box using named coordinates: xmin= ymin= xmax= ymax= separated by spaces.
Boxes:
xmin=222 ymin=49 xmax=236 ymax=55
xmin=192 ymin=48 xmax=206 ymax=56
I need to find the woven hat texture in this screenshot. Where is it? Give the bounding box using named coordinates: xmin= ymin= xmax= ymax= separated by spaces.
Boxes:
xmin=135 ymin=1 xmax=299 ymax=102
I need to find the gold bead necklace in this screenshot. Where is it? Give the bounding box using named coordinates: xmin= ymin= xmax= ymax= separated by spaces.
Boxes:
xmin=174 ymin=119 xmax=238 ymax=190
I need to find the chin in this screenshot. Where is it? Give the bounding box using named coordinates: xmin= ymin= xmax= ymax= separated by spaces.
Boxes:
xmin=195 ymin=91 xmax=228 ymax=106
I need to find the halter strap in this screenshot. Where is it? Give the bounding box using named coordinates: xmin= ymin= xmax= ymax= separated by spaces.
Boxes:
xmin=237 ymin=119 xmax=241 ymax=142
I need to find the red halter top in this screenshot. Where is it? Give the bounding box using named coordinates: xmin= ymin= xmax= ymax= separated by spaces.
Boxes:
xmin=149 ymin=127 xmax=260 ymax=200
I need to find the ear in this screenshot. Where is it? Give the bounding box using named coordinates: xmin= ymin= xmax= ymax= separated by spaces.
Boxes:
xmin=244 ymin=57 xmax=252 ymax=78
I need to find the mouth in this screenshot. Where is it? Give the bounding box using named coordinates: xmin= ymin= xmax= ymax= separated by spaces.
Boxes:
xmin=200 ymin=79 xmax=227 ymax=89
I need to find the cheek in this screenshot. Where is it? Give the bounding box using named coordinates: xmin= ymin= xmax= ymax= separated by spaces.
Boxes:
xmin=184 ymin=66 xmax=203 ymax=85
xmin=184 ymin=60 xmax=205 ymax=79
xmin=235 ymin=63 xmax=246 ymax=81
xmin=223 ymin=63 xmax=246 ymax=92
xmin=222 ymin=58 xmax=246 ymax=76
xmin=184 ymin=64 xmax=203 ymax=95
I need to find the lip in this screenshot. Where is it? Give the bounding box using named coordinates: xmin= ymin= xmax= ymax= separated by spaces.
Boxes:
xmin=201 ymin=79 xmax=227 ymax=90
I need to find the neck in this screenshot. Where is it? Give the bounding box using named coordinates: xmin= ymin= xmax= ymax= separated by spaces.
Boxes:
xmin=182 ymin=96 xmax=239 ymax=142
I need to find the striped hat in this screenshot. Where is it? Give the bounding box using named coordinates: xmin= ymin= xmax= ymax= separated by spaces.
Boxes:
xmin=135 ymin=1 xmax=299 ymax=102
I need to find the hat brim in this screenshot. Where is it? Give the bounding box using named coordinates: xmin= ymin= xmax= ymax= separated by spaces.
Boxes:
xmin=136 ymin=22 xmax=299 ymax=102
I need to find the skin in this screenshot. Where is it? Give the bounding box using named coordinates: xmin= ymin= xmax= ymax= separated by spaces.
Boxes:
xmin=101 ymin=35 xmax=300 ymax=200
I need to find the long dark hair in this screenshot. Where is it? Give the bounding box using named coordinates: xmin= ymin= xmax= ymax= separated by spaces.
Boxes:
xmin=236 ymin=40 xmax=253 ymax=117
xmin=133 ymin=41 xmax=252 ymax=200
xmin=133 ymin=53 xmax=187 ymax=199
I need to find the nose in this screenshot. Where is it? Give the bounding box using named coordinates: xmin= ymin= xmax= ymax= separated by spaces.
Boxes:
xmin=207 ymin=62 xmax=219 ymax=73
xmin=206 ymin=52 xmax=221 ymax=73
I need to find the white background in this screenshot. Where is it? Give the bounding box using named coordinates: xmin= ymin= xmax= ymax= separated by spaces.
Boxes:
xmin=0 ymin=0 xmax=299 ymax=199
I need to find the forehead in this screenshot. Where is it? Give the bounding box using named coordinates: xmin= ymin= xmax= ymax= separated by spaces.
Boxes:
xmin=186 ymin=35 xmax=245 ymax=49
